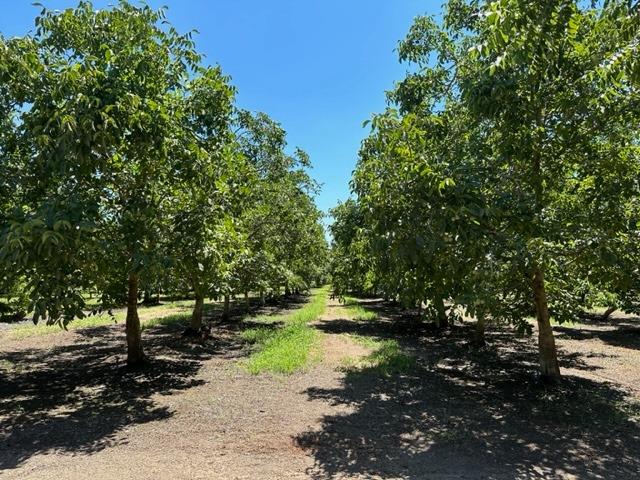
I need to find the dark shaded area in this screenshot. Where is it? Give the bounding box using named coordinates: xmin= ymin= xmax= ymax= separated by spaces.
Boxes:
xmin=0 ymin=322 xmax=238 ymax=471
xmin=0 ymin=292 xmax=312 ymax=471
xmin=300 ymin=300 xmax=640 ymax=479
xmin=0 ymin=301 xmax=27 ymax=325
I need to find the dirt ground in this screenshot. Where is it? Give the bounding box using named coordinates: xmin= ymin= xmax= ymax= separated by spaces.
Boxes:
xmin=1 ymin=297 xmax=639 ymax=479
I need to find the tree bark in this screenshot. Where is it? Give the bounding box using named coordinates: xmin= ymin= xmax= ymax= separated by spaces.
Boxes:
xmin=244 ymin=291 xmax=250 ymax=312
xmin=190 ymin=292 xmax=204 ymax=330
xmin=222 ymin=294 xmax=230 ymax=321
xmin=532 ymin=267 xmax=560 ymax=381
xmin=473 ymin=312 xmax=486 ymax=346
xmin=260 ymin=290 xmax=266 ymax=306
xmin=126 ymin=272 xmax=145 ymax=366
xmin=601 ymin=306 xmax=617 ymax=322
xmin=434 ymin=296 xmax=448 ymax=328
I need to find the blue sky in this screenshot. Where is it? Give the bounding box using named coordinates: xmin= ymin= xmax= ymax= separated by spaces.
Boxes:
xmin=0 ymin=0 xmax=441 ymax=216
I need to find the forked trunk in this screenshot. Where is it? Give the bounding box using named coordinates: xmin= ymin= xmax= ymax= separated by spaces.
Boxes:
xmin=222 ymin=294 xmax=230 ymax=321
xmin=191 ymin=292 xmax=204 ymax=330
xmin=532 ymin=267 xmax=560 ymax=381
xmin=126 ymin=272 xmax=145 ymax=366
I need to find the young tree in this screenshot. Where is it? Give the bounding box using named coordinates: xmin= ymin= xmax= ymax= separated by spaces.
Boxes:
xmin=168 ymin=66 xmax=250 ymax=332
xmin=329 ymin=199 xmax=376 ymax=297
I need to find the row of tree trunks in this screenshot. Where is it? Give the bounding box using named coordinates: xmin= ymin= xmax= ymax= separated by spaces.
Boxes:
xmin=375 ymin=272 xmax=561 ymax=382
xmin=126 ymin=274 xmax=561 ymax=383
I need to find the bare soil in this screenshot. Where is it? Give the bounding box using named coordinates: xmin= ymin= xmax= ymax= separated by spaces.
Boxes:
xmin=1 ymin=297 xmax=639 ymax=479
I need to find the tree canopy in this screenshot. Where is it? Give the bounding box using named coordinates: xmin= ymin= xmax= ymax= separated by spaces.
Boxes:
xmin=332 ymin=0 xmax=640 ymax=381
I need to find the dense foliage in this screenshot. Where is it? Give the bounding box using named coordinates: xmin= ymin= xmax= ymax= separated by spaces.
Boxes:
xmin=331 ymin=0 xmax=640 ymax=381
xmin=0 ymin=1 xmax=328 ymax=365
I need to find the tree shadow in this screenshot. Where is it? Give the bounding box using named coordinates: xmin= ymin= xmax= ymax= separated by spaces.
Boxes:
xmin=554 ymin=325 xmax=640 ymax=351
xmin=578 ymin=311 xmax=640 ymax=326
xmin=299 ymin=302 xmax=640 ymax=479
xmin=0 ymin=319 xmax=245 ymax=471
xmin=0 ymin=292 xmax=313 ymax=470
xmin=212 ymin=293 xmax=309 ymax=325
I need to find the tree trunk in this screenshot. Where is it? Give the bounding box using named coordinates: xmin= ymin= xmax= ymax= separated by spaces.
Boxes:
xmin=143 ymin=289 xmax=151 ymax=304
xmin=222 ymin=294 xmax=230 ymax=321
xmin=473 ymin=312 xmax=486 ymax=346
xmin=260 ymin=290 xmax=266 ymax=306
xmin=434 ymin=296 xmax=448 ymax=328
xmin=126 ymin=272 xmax=145 ymax=366
xmin=191 ymin=292 xmax=204 ymax=330
xmin=284 ymin=283 xmax=291 ymax=296
xmin=532 ymin=267 xmax=560 ymax=382
xmin=244 ymin=291 xmax=250 ymax=312
xmin=601 ymin=306 xmax=617 ymax=322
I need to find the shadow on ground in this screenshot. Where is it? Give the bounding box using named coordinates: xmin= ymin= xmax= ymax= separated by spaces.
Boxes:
xmin=0 ymin=294 xmax=309 ymax=471
xmin=554 ymin=325 xmax=640 ymax=351
xmin=299 ymin=299 xmax=640 ymax=479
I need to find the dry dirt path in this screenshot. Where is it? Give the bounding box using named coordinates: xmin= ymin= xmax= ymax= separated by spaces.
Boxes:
xmin=2 ymin=298 xmax=640 ymax=479
xmin=0 ymin=298 xmax=372 ymax=480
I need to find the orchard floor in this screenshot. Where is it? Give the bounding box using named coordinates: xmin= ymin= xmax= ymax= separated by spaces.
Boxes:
xmin=1 ymin=296 xmax=639 ymax=480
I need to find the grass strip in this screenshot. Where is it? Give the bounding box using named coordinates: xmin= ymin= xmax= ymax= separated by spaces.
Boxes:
xmin=9 ymin=301 xmax=193 ymax=340
xmin=343 ymin=296 xmax=378 ymax=321
xmin=241 ymin=287 xmax=328 ymax=374
xmin=342 ymin=334 xmax=415 ymax=375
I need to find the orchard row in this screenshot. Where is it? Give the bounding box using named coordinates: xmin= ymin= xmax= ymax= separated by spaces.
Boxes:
xmin=331 ymin=0 xmax=640 ymax=382
xmin=0 ymin=2 xmax=328 ymax=364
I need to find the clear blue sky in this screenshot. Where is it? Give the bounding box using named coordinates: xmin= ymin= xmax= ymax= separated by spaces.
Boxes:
xmin=0 ymin=0 xmax=441 ymax=216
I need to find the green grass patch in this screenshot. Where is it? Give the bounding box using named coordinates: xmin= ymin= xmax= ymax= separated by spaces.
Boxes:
xmin=549 ymin=318 xmax=582 ymax=327
xmin=242 ymin=287 xmax=328 ymax=375
xmin=343 ymin=334 xmax=415 ymax=375
xmin=141 ymin=312 xmax=191 ymax=331
xmin=0 ymin=358 xmax=23 ymax=374
xmin=343 ymin=296 xmax=377 ymax=321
